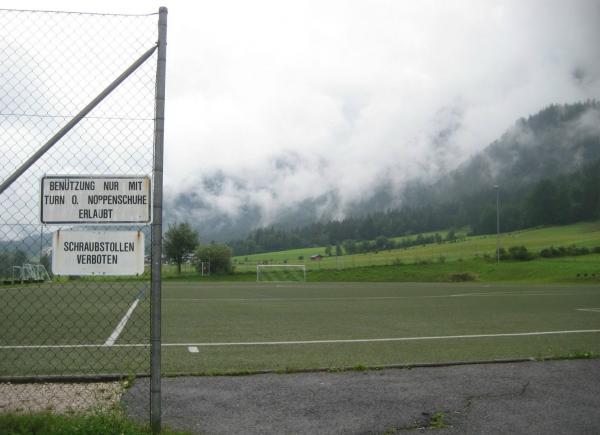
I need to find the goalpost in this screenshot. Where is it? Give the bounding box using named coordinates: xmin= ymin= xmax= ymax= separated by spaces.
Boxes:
xmin=198 ymin=261 xmax=210 ymax=277
xmin=10 ymin=264 xmax=51 ymax=284
xmin=256 ymin=264 xmax=306 ymax=282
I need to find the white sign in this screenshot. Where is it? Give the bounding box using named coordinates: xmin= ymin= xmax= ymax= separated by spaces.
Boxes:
xmin=52 ymin=230 xmax=145 ymax=276
xmin=41 ymin=175 xmax=151 ymax=224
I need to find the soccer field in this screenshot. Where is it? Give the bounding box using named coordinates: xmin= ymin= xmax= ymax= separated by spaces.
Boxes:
xmin=2 ymin=281 xmax=600 ymax=377
xmin=0 ymin=281 xmax=151 ymax=377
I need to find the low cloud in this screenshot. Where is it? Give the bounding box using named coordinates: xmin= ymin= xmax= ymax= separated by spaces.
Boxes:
xmin=3 ymin=0 xmax=600 ymax=235
xmin=161 ymin=0 xmax=600 ymax=231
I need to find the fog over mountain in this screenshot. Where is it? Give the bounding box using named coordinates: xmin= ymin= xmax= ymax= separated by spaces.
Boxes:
xmin=428 ymin=102 xmax=600 ymax=204
xmin=0 ymin=0 xmax=598 ymax=246
xmin=4 ymin=1 xmax=599 ymax=242
xmin=156 ymin=0 xmax=600 ymax=241
xmin=166 ymin=101 xmax=600 ymax=241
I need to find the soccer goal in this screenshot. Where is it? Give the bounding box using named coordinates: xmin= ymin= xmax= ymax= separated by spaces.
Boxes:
xmin=198 ymin=261 xmax=210 ymax=277
xmin=256 ymin=264 xmax=306 ymax=282
xmin=29 ymin=264 xmax=51 ymax=282
xmin=11 ymin=264 xmax=51 ymax=284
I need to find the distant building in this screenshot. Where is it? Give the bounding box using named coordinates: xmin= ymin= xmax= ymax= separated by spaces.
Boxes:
xmin=310 ymin=254 xmax=323 ymax=261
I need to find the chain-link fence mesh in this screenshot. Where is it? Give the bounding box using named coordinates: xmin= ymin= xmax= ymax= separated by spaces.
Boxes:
xmin=0 ymin=8 xmax=159 ymax=419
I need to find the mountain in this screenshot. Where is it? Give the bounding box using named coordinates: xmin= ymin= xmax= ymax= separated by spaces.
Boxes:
xmin=165 ymin=101 xmax=600 ymax=244
xmin=429 ymin=101 xmax=600 ymax=204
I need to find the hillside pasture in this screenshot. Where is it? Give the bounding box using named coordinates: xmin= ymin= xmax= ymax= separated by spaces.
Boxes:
xmin=232 ymin=222 xmax=600 ymax=273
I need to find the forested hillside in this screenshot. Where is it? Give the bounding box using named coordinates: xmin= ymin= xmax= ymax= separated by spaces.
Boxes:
xmin=229 ymin=101 xmax=600 ymax=255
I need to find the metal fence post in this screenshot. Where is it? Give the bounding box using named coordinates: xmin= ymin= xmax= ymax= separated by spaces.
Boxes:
xmin=151 ymin=6 xmax=168 ymax=434
xmin=1 ymin=7 xmax=160 ymax=423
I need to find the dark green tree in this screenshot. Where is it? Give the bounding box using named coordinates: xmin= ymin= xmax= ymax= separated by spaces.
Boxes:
xmin=195 ymin=243 xmax=233 ymax=274
xmin=554 ymin=184 xmax=571 ymax=224
xmin=0 ymin=252 xmax=11 ymax=277
xmin=335 ymin=244 xmax=343 ymax=256
xmin=342 ymin=239 xmax=357 ymax=254
xmin=13 ymin=250 xmax=28 ymax=267
xmin=164 ymin=222 xmax=199 ymax=274
xmin=358 ymin=240 xmax=372 ymax=253
xmin=475 ymin=206 xmax=497 ymax=235
xmin=527 ymin=179 xmax=559 ymax=225
xmin=375 ymin=236 xmax=389 ymax=250
xmin=40 ymin=253 xmax=52 ymax=277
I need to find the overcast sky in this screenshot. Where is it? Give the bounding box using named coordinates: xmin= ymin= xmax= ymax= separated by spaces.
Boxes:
xmin=6 ymin=0 xmax=600 ymax=224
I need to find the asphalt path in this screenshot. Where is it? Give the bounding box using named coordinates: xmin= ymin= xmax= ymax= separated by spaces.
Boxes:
xmin=124 ymin=359 xmax=600 ymax=434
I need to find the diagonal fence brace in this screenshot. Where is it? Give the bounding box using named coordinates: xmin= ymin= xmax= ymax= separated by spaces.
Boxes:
xmin=0 ymin=43 xmax=158 ymax=197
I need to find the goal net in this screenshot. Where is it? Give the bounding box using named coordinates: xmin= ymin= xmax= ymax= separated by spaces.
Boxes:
xmin=11 ymin=264 xmax=51 ymax=284
xmin=256 ymin=264 xmax=306 ymax=282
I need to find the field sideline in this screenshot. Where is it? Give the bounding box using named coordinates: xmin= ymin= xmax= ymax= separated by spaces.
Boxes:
xmin=2 ymin=281 xmax=600 ymax=376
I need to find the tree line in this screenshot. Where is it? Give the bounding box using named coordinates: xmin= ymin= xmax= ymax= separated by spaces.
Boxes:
xmin=229 ymin=157 xmax=600 ymax=256
xmin=0 ymin=250 xmax=29 ymax=278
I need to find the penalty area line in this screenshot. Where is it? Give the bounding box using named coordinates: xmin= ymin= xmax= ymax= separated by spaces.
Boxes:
xmin=104 ymin=290 xmax=144 ymax=346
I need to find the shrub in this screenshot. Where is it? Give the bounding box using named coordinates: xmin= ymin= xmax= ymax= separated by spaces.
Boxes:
xmin=540 ymin=245 xmax=595 ymax=258
xmin=449 ymin=272 xmax=477 ymax=282
xmin=540 ymin=246 xmax=557 ymax=258
xmin=508 ymin=246 xmax=534 ymax=261
xmin=499 ymin=246 xmax=534 ymax=261
xmin=577 ymin=247 xmax=590 ymax=255
xmin=195 ymin=243 xmax=233 ymax=274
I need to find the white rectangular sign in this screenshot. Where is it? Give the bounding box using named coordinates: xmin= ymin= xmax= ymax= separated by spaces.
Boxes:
xmin=41 ymin=175 xmax=151 ymax=224
xmin=52 ymin=230 xmax=145 ymax=276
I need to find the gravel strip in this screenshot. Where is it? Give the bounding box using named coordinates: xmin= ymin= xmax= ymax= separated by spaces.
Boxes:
xmin=0 ymin=382 xmax=125 ymax=414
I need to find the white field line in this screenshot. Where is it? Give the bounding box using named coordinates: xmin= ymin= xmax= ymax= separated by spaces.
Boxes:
xmin=576 ymin=308 xmax=600 ymax=313
xmin=104 ymin=298 xmax=140 ymax=346
xmin=447 ymin=292 xmax=580 ymax=297
xmin=3 ymin=329 xmax=600 ymax=349
xmin=0 ymin=343 xmax=148 ymax=349
xmin=163 ymin=292 xmax=591 ymax=303
xmin=161 ymin=329 xmax=600 ymax=347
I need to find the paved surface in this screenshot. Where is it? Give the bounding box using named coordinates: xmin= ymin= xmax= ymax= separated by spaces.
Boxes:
xmin=124 ymin=359 xmax=600 ymax=434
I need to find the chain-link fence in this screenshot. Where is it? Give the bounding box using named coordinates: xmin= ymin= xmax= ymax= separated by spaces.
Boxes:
xmin=0 ymin=7 xmax=164 ymax=427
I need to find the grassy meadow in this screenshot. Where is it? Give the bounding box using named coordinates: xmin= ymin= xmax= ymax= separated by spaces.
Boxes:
xmin=307 ymin=254 xmax=600 ymax=284
xmin=230 ymin=221 xmax=600 ymax=277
